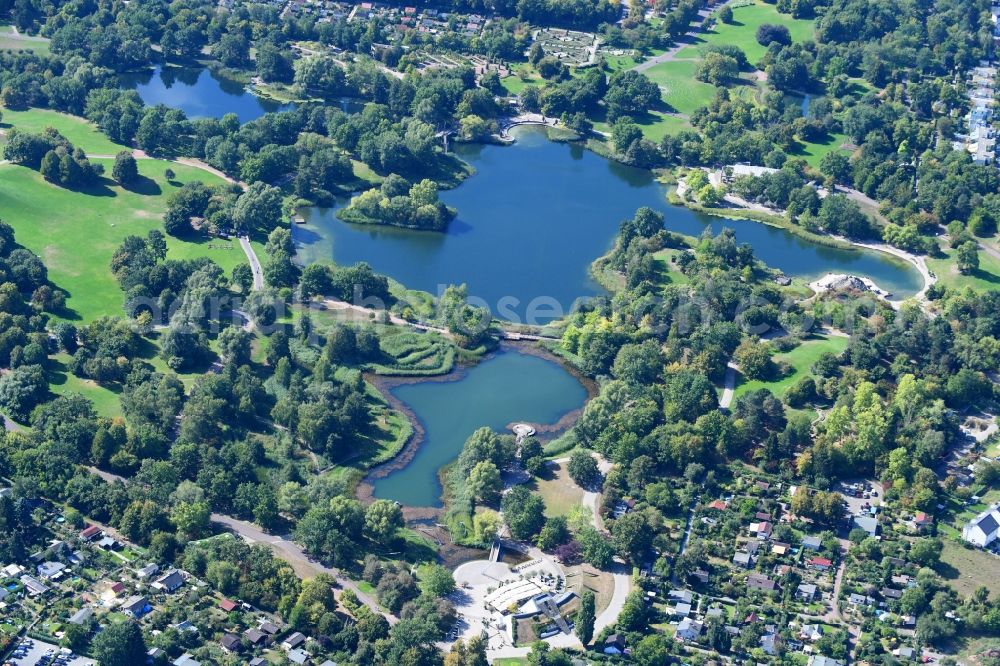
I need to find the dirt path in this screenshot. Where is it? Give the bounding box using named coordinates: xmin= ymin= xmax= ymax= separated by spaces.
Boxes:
xmin=718 ymin=361 xmax=737 ymax=410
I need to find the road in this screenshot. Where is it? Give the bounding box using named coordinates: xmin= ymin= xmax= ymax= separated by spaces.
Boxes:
xmin=239 ymin=236 xmax=264 ymax=291
xmin=580 ymin=455 xmax=631 ymax=635
xmin=210 ymin=512 xmax=398 ymax=625
xmin=718 ymin=361 xmax=737 ymax=410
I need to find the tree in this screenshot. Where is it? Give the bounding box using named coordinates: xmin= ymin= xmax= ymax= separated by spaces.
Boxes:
xmin=909 ymin=538 xmax=943 ymax=567
xmin=91 ymin=621 xmax=147 ymax=666
xmin=474 ymin=509 xmax=502 ymax=544
xmin=536 ymin=516 xmax=570 ymax=551
xmin=612 ymin=511 xmax=653 ymax=563
xmin=957 ymin=241 xmax=979 ymax=274
xmin=576 ymin=589 xmax=595 ymax=645
xmin=757 ymin=23 xmax=792 ymax=46
xmin=364 ymin=499 xmax=403 ymax=545
xmin=567 ymin=449 xmax=601 ymax=488
xmin=112 ymin=151 xmax=138 ymax=185
xmin=734 ymin=339 xmax=774 ymax=380
xmin=501 ymin=486 xmax=545 ymax=540
xmin=468 ymin=460 xmax=502 ymax=503
xmin=420 ymin=563 xmax=456 ymax=597
xmin=718 ymin=5 xmax=734 ymax=23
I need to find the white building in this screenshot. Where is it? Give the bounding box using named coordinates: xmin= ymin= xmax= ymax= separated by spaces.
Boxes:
xmin=963 ymin=504 xmax=1000 ymax=547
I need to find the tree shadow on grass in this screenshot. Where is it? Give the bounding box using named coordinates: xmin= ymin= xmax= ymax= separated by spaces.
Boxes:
xmin=971 ymin=267 xmax=1000 ymax=284
xmin=121 ymin=174 xmax=162 ymax=196
xmin=70 ymin=177 xmax=117 ymax=198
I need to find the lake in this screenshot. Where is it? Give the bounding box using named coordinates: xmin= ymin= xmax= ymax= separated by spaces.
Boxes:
xmin=294 ymin=126 xmax=922 ymax=323
xmin=120 ymin=65 xmax=296 ymax=123
xmin=370 ymin=349 xmax=588 ymax=507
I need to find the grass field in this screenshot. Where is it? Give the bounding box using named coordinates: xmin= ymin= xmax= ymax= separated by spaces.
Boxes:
xmin=0 ymin=108 xmax=124 ymax=154
xmin=937 ymin=540 xmax=1000 ymax=597
xmin=674 ymin=2 xmax=817 ymax=65
xmin=532 ymin=461 xmax=585 ymax=518
xmin=0 ymin=25 xmax=50 ymax=54
xmin=927 ymin=244 xmax=1000 ymax=292
xmin=734 ymin=335 xmax=848 ymax=398
xmin=790 ymin=131 xmax=850 ymax=168
xmin=642 ymin=59 xmax=721 ymax=116
xmin=593 ymin=109 xmax=692 ymax=141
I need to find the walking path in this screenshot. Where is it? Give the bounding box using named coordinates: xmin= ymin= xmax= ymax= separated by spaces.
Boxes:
xmin=239 ymin=236 xmax=264 ymax=291
xmin=210 ymin=512 xmax=398 ymax=625
xmin=632 ymin=2 xmax=731 ymax=72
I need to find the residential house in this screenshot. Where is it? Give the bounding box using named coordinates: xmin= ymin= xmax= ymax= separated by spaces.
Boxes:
xmin=154 ymin=570 xmax=185 ymax=593
xmin=79 ymin=525 xmax=102 ymax=541
xmin=733 ymin=552 xmax=754 ymax=568
xmin=220 ymin=633 xmax=243 ymax=654
xmin=249 ymin=659 xmax=268 ymax=666
xmin=761 ymin=631 xmax=782 ymax=655
xmin=669 ymin=589 xmax=693 ymax=604
xmin=800 ymin=624 xmax=823 ymax=641
xmin=671 ymin=602 xmax=692 ymax=617
xmin=802 ymin=535 xmax=822 ymax=550
xmin=881 ymin=587 xmax=903 ymax=602
xmin=282 ymin=632 xmax=307 ymax=651
xmin=747 ymin=573 xmax=776 ymax=592
xmin=20 ymin=575 xmax=49 ymax=596
xmin=750 ymin=521 xmax=773 ymax=539
xmin=68 ymin=607 xmax=93 ymax=625
xmin=2 ymin=563 xmax=24 ymax=577
xmin=894 ymin=647 xmax=916 ymax=660
xmin=796 ymin=583 xmax=818 ymax=601
xmin=245 ymin=629 xmax=268 ymax=646
xmin=690 ymin=569 xmax=710 ymax=584
xmin=220 ymin=598 xmax=238 ymax=612
xmin=848 ymin=593 xmax=875 ymax=607
xmin=808 ymin=656 xmax=844 ymax=666
xmin=912 ymin=512 xmax=932 ymax=532
xmin=675 ymin=618 xmax=703 ymax=641
xmin=604 ymin=634 xmax=627 ymax=655
xmin=288 ymin=648 xmax=310 ymax=665
xmin=963 ymin=505 xmax=1000 ymax=547
xmin=37 ymin=561 xmax=66 ymax=580
xmin=97 ymin=536 xmax=121 ymax=550
xmin=771 ymin=542 xmax=790 ymax=556
xmin=707 ymin=500 xmax=728 ymax=511
xmin=173 ymin=654 xmax=200 ymax=666
xmin=853 ymin=515 xmax=879 ymax=537
xmin=136 ymin=563 xmax=159 ymax=579
xmin=808 ymin=556 xmax=833 ymax=571
xmin=122 ymin=595 xmax=150 ymax=619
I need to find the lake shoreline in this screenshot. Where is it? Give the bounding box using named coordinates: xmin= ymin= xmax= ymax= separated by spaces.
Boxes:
xmin=355 ymin=340 xmax=596 ymax=519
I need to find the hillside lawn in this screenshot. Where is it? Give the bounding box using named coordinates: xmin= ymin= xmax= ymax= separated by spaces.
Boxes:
xmin=790 ymin=130 xmax=850 ymax=168
xmin=674 ymin=1 xmax=817 ymax=65
xmin=937 ymin=540 xmax=1000 ymax=598
xmin=1 ymin=107 xmax=125 ymax=154
xmin=0 ymin=158 xmax=266 ymax=321
xmin=734 ymin=334 xmax=848 ymax=398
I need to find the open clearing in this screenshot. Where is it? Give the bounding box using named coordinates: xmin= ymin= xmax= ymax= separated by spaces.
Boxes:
xmin=0 ymin=108 xmax=267 ymax=321
xmin=927 ymin=244 xmax=1000 ymax=292
xmin=674 ymin=2 xmax=816 ymax=65
xmin=938 ymin=540 xmax=1000 ymax=597
xmin=734 ymin=334 xmax=848 ymax=398
xmin=1 ymin=108 xmax=127 ymax=154
xmin=532 ymin=460 xmax=585 ymax=517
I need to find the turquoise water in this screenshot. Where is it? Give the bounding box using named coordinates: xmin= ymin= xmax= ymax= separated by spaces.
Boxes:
xmin=371 ymin=350 xmax=587 ymax=507
xmin=120 ymin=65 xmax=296 ymax=123
xmin=295 ymin=126 xmax=921 ymax=323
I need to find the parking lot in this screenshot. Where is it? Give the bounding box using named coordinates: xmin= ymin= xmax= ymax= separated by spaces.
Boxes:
xmin=5 ymin=638 xmax=95 ymax=666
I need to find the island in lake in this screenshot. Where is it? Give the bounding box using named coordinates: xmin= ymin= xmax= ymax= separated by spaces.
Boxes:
xmin=337 ymin=174 xmax=456 ymax=231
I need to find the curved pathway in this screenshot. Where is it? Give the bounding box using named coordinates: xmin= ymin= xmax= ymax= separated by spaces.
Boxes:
xmin=718 ymin=361 xmax=737 ymax=410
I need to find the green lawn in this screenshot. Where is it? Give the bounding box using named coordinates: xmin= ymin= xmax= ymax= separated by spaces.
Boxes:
xmin=0 ymin=158 xmax=259 ymax=321
xmin=0 ymin=26 xmax=50 ymax=54
xmin=927 ymin=244 xmax=1000 ymax=292
xmin=674 ymin=2 xmax=816 ymax=65
xmin=593 ymin=109 xmax=691 ymax=141
xmin=790 ymin=131 xmax=850 ymax=168
xmin=1 ymin=107 xmax=126 ymax=154
xmin=734 ymin=335 xmax=848 ymax=398
xmin=642 ymin=59 xmax=720 ymax=116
